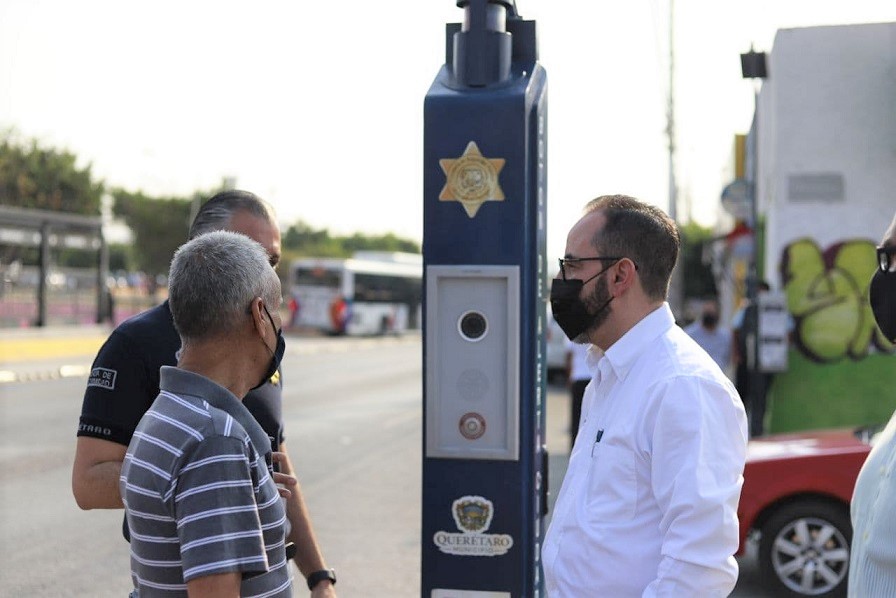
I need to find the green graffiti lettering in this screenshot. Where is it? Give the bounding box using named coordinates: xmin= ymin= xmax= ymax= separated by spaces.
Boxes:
xmin=782 ymin=238 xmax=893 ymax=362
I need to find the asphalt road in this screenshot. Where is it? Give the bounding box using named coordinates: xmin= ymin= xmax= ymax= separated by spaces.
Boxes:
xmin=0 ymin=333 xmax=771 ymax=597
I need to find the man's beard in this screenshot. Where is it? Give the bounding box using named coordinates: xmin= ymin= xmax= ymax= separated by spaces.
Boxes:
xmin=572 ymin=273 xmax=612 ymax=344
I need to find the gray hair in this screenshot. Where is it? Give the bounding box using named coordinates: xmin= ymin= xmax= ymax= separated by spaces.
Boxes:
xmin=168 ymin=230 xmax=281 ymax=343
xmin=189 ymin=189 xmax=276 ymax=240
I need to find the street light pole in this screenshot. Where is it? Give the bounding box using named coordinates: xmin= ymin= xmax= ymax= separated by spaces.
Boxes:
xmin=740 ymin=46 xmax=767 ymax=435
xmin=666 ymin=0 xmax=684 ymax=319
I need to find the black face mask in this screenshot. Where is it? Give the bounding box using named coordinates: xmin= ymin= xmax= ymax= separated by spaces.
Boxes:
xmin=870 ymin=269 xmax=896 ymax=343
xmin=550 ymin=268 xmax=613 ymax=342
xmin=702 ymin=313 xmax=719 ymax=328
xmin=251 ymin=304 xmax=286 ymax=391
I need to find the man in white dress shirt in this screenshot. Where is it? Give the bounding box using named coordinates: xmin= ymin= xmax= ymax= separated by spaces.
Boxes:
xmin=543 ymin=194 xmax=748 ymax=597
xmin=848 ymin=211 xmax=896 ymax=596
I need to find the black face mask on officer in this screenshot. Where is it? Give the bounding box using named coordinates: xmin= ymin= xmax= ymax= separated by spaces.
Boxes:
xmin=550 ymin=265 xmax=615 ymax=342
xmin=252 ymin=304 xmax=286 ymax=391
xmin=870 ymin=268 xmax=896 ymax=343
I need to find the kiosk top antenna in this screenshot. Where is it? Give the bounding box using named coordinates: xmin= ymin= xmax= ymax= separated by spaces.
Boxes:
xmin=451 ymin=0 xmax=515 ymax=87
xmin=457 ymin=0 xmax=518 ymax=17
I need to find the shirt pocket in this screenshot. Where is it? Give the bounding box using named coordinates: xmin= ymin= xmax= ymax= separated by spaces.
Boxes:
xmin=584 ymin=443 xmax=638 ymax=522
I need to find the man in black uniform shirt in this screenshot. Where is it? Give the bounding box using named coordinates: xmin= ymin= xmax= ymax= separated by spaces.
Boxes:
xmin=72 ymin=190 xmax=337 ymax=596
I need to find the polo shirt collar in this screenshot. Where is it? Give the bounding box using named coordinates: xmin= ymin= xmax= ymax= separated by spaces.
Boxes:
xmin=602 ymin=303 xmax=675 ymax=382
xmin=159 ymin=366 xmax=272 ymax=457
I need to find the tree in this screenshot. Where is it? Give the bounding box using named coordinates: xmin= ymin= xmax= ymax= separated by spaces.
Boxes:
xmin=0 ymin=130 xmax=104 ymax=214
xmin=343 ymin=232 xmax=419 ymax=254
xmin=283 ymin=221 xmax=344 ymax=257
xmin=282 ymin=220 xmax=421 ymax=258
xmin=111 ymin=189 xmax=193 ymax=276
xmin=680 ymin=222 xmax=718 ymax=300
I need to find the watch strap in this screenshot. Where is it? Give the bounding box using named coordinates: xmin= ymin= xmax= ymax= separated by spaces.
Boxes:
xmin=306 ymin=568 xmax=336 ymax=591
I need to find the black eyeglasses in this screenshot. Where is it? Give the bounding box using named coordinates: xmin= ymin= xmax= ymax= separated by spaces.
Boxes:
xmin=878 ymin=245 xmax=896 ymax=273
xmin=557 ymin=256 xmax=625 ymax=281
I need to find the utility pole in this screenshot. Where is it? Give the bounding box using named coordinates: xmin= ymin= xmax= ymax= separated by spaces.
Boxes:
xmin=666 ymin=0 xmax=684 ymax=318
xmin=740 ymin=46 xmax=768 ymax=436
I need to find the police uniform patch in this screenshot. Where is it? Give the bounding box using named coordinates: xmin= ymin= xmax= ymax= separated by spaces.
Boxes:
xmin=87 ymin=367 xmax=117 ymax=390
xmin=439 ymin=141 xmax=506 ymax=218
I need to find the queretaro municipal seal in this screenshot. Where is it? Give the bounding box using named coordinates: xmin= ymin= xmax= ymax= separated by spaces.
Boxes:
xmin=432 ymin=495 xmax=514 ymax=557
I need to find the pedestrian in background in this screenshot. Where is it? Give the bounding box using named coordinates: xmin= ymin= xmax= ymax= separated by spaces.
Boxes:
xmin=849 ymin=210 xmax=896 ymax=596
xmin=543 ymin=194 xmax=747 ymax=597
xmin=731 ymin=281 xmax=770 ymax=409
xmin=564 ymin=338 xmax=595 ymax=449
xmin=121 ymin=230 xmax=291 ymax=596
xmin=684 ymin=297 xmax=732 ymax=375
xmin=288 ymin=293 xmax=300 ymax=329
xmin=72 ymin=190 xmax=337 ymax=596
xmin=731 ymin=280 xmax=790 ymax=437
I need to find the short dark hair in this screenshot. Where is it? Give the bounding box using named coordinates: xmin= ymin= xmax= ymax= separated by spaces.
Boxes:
xmin=584 ymin=194 xmax=679 ymax=301
xmin=188 ymin=189 xmax=276 ymax=240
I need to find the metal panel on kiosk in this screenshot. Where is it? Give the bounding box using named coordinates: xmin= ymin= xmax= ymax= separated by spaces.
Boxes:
xmin=426 ymin=265 xmax=520 ymax=460
xmin=422 ymin=1 xmax=548 ymax=596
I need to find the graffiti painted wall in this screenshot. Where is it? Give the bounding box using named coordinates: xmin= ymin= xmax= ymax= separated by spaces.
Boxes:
xmin=768 ymin=238 xmax=896 ymax=433
xmin=782 ymin=238 xmax=893 ymax=361
xmin=743 ymin=23 xmax=896 ymax=432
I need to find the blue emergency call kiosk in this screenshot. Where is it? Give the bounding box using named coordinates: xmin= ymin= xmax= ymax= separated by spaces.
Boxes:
xmin=422 ymin=1 xmax=548 ymax=596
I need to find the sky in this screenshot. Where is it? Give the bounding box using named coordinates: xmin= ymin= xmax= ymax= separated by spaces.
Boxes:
xmin=1 ymin=0 xmax=894 ymax=260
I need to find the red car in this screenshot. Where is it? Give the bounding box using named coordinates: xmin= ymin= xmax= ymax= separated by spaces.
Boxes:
xmin=737 ymin=425 xmax=878 ymax=597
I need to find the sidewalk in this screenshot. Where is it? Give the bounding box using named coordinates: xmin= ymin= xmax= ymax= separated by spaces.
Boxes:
xmin=0 ymin=324 xmax=112 ymax=383
xmin=0 ymin=325 xmax=421 ymax=383
xmin=1 ymin=324 xmax=112 ymax=360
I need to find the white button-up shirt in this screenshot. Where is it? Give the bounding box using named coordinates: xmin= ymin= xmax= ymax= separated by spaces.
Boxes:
xmin=542 ymin=304 xmax=748 ymax=597
xmin=849 ymin=411 xmax=896 ymax=596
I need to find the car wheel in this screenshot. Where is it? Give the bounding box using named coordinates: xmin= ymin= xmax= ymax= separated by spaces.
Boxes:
xmin=758 ymin=499 xmax=851 ymax=597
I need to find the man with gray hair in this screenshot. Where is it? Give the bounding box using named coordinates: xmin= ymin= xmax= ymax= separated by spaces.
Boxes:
xmin=121 ymin=230 xmax=291 ymax=596
xmin=74 ymin=190 xmax=336 ymax=595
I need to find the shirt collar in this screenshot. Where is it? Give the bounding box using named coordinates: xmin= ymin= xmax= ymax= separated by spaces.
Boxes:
xmin=601 ymin=303 xmax=676 ymax=382
xmin=159 ymin=366 xmax=272 ymax=457
xmin=585 ymin=343 xmax=604 ymax=368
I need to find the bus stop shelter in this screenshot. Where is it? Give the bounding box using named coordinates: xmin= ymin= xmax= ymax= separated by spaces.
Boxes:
xmin=0 ymin=205 xmax=107 ymax=326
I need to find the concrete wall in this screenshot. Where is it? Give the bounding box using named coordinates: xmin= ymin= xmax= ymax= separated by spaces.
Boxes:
xmin=759 ymin=22 xmax=896 ymax=275
xmin=748 ymin=22 xmax=896 ymax=432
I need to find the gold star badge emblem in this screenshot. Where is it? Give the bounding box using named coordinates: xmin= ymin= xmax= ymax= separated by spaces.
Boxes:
xmin=439 ymin=141 xmax=506 ymax=218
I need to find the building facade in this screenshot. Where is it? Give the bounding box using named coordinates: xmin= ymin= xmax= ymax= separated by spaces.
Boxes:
xmin=723 ymin=22 xmax=896 ymax=432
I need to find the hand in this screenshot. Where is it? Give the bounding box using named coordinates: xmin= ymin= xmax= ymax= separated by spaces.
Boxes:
xmin=271 ymin=452 xmax=298 ymax=499
xmin=311 ymin=581 xmax=337 ymax=597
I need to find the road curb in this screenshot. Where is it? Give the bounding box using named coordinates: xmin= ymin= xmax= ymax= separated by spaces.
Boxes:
xmin=0 ymin=334 xmax=420 ymax=385
xmin=0 ymin=363 xmax=92 ymax=384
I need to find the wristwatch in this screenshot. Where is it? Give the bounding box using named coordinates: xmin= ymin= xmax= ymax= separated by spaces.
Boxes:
xmin=306 ymin=568 xmax=337 ymax=591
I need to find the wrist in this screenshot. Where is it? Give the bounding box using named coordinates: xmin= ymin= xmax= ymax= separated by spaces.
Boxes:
xmin=306 ymin=568 xmax=336 ymax=591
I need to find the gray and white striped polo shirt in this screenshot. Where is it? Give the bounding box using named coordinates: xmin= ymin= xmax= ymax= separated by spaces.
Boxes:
xmin=120 ymin=366 xmax=291 ymax=597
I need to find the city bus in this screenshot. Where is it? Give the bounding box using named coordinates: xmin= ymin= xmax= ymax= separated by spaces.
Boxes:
xmin=288 ymin=251 xmax=422 ymax=336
